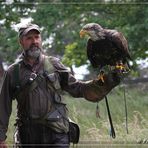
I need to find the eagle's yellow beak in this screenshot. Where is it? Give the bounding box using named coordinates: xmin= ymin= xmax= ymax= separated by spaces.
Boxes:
xmin=79 ymin=29 xmax=87 ymax=38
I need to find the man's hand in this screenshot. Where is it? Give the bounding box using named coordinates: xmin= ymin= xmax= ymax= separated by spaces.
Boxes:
xmin=83 ymin=70 xmax=125 ymax=102
xmin=108 ymin=70 xmax=122 ymax=84
xmin=109 ymin=69 xmax=128 ymax=83
xmin=0 ymin=141 xmax=7 ymax=148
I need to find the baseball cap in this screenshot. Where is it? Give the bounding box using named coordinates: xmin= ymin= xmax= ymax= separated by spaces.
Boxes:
xmin=18 ymin=23 xmax=41 ymax=38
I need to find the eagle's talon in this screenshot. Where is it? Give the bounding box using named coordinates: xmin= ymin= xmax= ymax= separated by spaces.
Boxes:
xmin=97 ymin=71 xmax=105 ymax=83
xmin=115 ymin=65 xmax=124 ymax=70
xmin=115 ymin=63 xmax=127 ymax=73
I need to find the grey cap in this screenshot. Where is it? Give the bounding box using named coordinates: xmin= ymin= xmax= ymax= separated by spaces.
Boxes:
xmin=18 ymin=23 xmax=41 ymax=38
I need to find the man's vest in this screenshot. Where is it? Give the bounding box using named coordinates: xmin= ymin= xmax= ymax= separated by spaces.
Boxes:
xmin=12 ymin=56 xmax=80 ymax=144
xmin=12 ymin=56 xmax=69 ymax=133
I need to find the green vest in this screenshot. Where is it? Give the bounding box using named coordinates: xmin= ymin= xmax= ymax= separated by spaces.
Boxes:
xmin=13 ymin=56 xmax=69 ymax=133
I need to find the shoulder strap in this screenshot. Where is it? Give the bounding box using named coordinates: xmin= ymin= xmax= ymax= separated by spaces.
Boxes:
xmin=13 ymin=63 xmax=20 ymax=88
xmin=12 ymin=60 xmax=22 ymax=98
xmin=43 ymin=56 xmax=55 ymax=73
xmin=13 ymin=56 xmax=56 ymax=99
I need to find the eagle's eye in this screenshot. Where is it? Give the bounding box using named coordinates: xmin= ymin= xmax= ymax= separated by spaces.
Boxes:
xmin=85 ymin=27 xmax=90 ymax=30
xmin=93 ymin=25 xmax=98 ymax=30
xmin=83 ymin=25 xmax=94 ymax=31
xmin=87 ymin=26 xmax=94 ymax=30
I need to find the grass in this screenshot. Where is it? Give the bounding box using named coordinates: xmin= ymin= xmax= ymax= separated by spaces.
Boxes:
xmin=6 ymin=86 xmax=148 ymax=147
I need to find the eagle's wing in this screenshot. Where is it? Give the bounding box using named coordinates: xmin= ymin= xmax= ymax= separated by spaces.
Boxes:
xmin=110 ymin=31 xmax=131 ymax=60
xmin=87 ymin=39 xmax=98 ymax=68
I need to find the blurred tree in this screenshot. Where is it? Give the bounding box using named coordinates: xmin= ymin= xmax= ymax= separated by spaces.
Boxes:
xmin=31 ymin=2 xmax=148 ymax=69
xmin=0 ymin=1 xmax=35 ymax=63
xmin=0 ymin=1 xmax=147 ymax=74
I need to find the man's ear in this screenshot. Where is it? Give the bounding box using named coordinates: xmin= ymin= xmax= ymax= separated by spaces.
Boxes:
xmin=19 ymin=38 xmax=23 ymax=46
xmin=18 ymin=39 xmax=24 ymax=51
xmin=19 ymin=39 xmax=22 ymax=44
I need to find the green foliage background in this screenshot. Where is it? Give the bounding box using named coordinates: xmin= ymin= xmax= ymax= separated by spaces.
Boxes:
xmin=0 ymin=1 xmax=148 ymax=146
xmin=0 ymin=1 xmax=147 ymax=70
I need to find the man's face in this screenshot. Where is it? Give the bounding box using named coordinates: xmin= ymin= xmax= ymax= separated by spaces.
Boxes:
xmin=20 ymin=30 xmax=42 ymax=59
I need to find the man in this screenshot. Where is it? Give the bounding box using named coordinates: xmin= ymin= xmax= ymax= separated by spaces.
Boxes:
xmin=0 ymin=23 xmax=121 ymax=148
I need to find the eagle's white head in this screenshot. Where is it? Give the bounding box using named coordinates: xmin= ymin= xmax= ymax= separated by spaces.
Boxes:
xmin=80 ymin=23 xmax=105 ymax=41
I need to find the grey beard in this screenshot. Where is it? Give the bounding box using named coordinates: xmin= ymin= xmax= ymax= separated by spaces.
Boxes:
xmin=25 ymin=47 xmax=41 ymax=59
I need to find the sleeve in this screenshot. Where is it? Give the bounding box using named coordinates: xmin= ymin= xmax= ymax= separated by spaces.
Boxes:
xmin=51 ymin=57 xmax=120 ymax=102
xmin=0 ymin=71 xmax=13 ymax=141
xmin=60 ymin=71 xmax=120 ymax=102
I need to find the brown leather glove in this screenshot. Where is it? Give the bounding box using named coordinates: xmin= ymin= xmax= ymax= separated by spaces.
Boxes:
xmin=95 ymin=70 xmax=123 ymax=91
xmin=83 ymin=70 xmax=123 ymax=102
xmin=102 ymin=70 xmax=123 ymax=86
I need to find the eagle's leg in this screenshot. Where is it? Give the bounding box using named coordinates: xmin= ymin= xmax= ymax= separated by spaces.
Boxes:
xmin=97 ymin=70 xmax=105 ymax=83
xmin=115 ymin=61 xmax=126 ymax=73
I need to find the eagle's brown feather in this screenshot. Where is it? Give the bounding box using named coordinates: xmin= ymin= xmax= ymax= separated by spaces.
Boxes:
xmin=82 ymin=25 xmax=131 ymax=69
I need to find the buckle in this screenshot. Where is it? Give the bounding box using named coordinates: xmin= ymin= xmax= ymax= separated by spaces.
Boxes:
xmin=29 ymin=73 xmax=37 ymax=82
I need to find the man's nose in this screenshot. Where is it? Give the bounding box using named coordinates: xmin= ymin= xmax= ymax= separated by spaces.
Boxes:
xmin=32 ymin=38 xmax=38 ymax=44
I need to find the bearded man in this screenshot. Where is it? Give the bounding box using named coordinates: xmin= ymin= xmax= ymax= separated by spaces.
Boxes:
xmin=0 ymin=24 xmax=121 ymax=148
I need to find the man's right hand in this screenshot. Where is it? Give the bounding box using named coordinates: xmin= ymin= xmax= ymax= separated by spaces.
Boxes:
xmin=0 ymin=141 xmax=7 ymax=148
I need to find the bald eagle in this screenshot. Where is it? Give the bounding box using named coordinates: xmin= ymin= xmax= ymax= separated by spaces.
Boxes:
xmin=80 ymin=23 xmax=131 ymax=82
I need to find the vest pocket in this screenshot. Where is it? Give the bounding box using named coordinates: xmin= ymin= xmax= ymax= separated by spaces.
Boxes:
xmin=45 ymin=104 xmax=69 ymax=133
xmin=46 ymin=73 xmax=61 ymax=90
